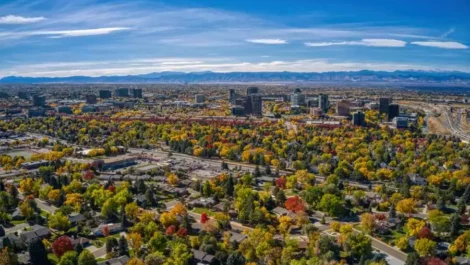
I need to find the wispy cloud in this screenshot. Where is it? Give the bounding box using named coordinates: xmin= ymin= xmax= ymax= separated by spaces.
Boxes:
xmin=305 ymin=39 xmax=406 ymax=47
xmin=411 ymin=41 xmax=468 ymax=49
xmin=3 ymin=57 xmax=470 ymax=77
xmin=0 ymin=27 xmax=130 ymax=40
xmin=246 ymin=39 xmax=287 ymax=44
xmin=440 ymin=28 xmax=455 ymax=38
xmin=0 ymin=14 xmax=46 ymax=24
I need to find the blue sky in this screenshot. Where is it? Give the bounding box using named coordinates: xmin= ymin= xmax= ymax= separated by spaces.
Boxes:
xmin=0 ymin=0 xmax=469 ymax=77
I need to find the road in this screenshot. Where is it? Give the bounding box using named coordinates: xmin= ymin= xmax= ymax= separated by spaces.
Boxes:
xmin=34 ymin=198 xmax=58 ymax=214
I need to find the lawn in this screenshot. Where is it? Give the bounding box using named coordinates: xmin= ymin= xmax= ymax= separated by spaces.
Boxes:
xmin=11 ymin=219 xmax=27 ymax=225
xmin=192 ymin=207 xmax=216 ymax=216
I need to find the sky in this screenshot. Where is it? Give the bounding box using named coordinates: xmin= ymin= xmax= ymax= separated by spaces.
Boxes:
xmin=0 ymin=0 xmax=469 ymax=77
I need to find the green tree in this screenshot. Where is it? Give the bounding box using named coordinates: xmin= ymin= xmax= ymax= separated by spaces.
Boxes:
xmin=48 ymin=212 xmax=71 ymax=231
xmin=165 ymin=242 xmax=192 ymax=265
xmin=78 ymin=250 xmax=97 ymax=265
xmin=226 ymin=252 xmax=246 ymax=265
xmin=58 ymin=251 xmax=78 ymax=265
xmin=118 ymin=236 xmax=129 ymax=256
xmin=319 ymin=194 xmax=344 ymax=217
xmin=414 ymin=238 xmax=436 ymax=257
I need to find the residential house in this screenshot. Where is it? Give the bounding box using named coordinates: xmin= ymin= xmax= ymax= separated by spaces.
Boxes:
xmin=92 ymin=223 xmax=123 ymax=237
xmin=19 ymin=225 xmax=51 ymax=243
xmin=68 ymin=213 xmax=86 ymax=226
xmin=192 ymin=249 xmax=215 ymax=265
xmin=97 ymin=255 xmax=129 ymax=265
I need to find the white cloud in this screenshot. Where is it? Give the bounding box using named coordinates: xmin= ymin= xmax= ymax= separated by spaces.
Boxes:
xmin=246 ymin=39 xmax=287 ymax=44
xmin=305 ymin=38 xmax=406 ymax=47
xmin=3 ymin=58 xmax=470 ymax=78
xmin=0 ymin=27 xmax=130 ymax=40
xmin=0 ymin=15 xmax=46 ymax=24
xmin=411 ymin=41 xmax=468 ymax=49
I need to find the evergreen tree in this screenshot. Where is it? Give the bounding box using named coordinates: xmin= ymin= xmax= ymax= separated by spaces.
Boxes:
xmin=29 ymin=238 xmax=50 ymax=265
xmin=436 ymin=193 xmax=445 ymax=211
xmin=265 ymin=165 xmax=271 ymax=175
xmin=144 ymin=189 xmax=156 ymax=208
xmin=389 ymin=203 xmax=396 ymax=219
xmin=225 ymin=176 xmax=234 ymax=197
xmin=450 ymin=212 xmax=461 ymax=238
xmin=74 ymin=243 xmax=84 ymax=255
xmin=400 ymin=175 xmax=410 ymax=198
xmin=254 ymin=166 xmax=261 ymax=178
xmin=404 ymin=252 xmax=419 ymax=265
xmin=226 ymin=252 xmax=246 ymax=265
xmin=118 ymin=236 xmax=128 ymax=256
xmin=221 ymin=161 xmax=229 ymax=170
xmin=276 ymin=190 xmax=286 ymax=206
xmin=463 ymin=184 xmax=470 ymax=204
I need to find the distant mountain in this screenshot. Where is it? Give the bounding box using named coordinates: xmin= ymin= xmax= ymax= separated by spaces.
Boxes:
xmin=1 ymin=70 xmax=470 ymax=84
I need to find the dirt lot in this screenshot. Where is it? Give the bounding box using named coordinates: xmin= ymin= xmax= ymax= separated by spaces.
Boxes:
xmin=428 ymin=115 xmax=452 ymax=135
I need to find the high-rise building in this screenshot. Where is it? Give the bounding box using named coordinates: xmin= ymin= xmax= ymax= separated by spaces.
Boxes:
xmin=388 ymin=104 xmax=399 ymax=120
xmin=353 ymin=111 xmax=366 ymax=126
xmin=18 ymin=91 xmax=29 ymax=100
xmin=115 ymin=88 xmax=129 ymax=97
xmin=85 ymin=94 xmax=97 ymax=104
xmin=195 ymin=94 xmax=205 ymax=103
xmin=291 ymin=91 xmax=306 ymax=107
xmin=394 ymin=117 xmax=408 ymax=128
xmin=319 ymin=94 xmax=329 ymax=113
xmin=336 ymin=100 xmax=351 ymax=116
xmin=229 ymin=89 xmax=236 ymax=104
xmin=28 ymin=107 xmax=46 ymax=118
xmin=32 ymin=95 xmax=46 ymax=107
xmin=99 ymin=90 xmax=112 ymax=99
xmin=251 ymin=94 xmax=263 ymax=116
xmin=247 ymin=87 xmax=259 ymax=95
xmin=132 ymin=88 xmax=143 ymax=98
xmin=243 ymin=96 xmax=253 ymax=115
xmin=379 ymin=97 xmax=391 ymax=116
xmin=56 ymin=106 xmax=73 ymax=114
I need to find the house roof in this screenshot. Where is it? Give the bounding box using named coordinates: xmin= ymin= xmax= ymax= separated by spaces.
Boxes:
xmin=229 ymin=232 xmax=247 ymax=243
xmin=69 ymin=213 xmax=86 ymax=223
xmin=97 ymin=255 xmax=129 ymax=265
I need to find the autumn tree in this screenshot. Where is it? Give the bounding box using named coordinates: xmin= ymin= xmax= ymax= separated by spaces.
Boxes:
xmin=414 ymin=238 xmax=436 ymax=257
xmin=52 ymin=236 xmax=74 ymax=258
xmin=285 ymin=196 xmax=305 ymax=213
xmin=78 ymin=250 xmax=97 ymax=265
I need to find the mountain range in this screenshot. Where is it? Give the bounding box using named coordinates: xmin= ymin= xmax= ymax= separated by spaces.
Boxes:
xmin=1 ymin=70 xmax=470 ymax=85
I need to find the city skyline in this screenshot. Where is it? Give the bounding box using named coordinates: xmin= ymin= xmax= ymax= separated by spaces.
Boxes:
xmin=0 ymin=0 xmax=469 ymax=77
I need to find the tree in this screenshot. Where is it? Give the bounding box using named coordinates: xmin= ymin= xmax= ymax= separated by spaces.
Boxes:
xmin=225 ymin=175 xmax=234 ymax=196
xmin=344 ymin=232 xmax=372 ymax=259
xmin=226 ymin=252 xmax=246 ymax=265
xmin=106 ymin=237 xmax=117 ymax=253
xmin=285 ymin=196 xmax=305 ymax=213
xmin=49 ymin=212 xmax=71 ymax=231
xmin=319 ymin=194 xmax=344 ymax=217
xmin=58 ymin=251 xmax=78 ymax=265
xmin=389 ymin=203 xmax=396 ymax=218
xmin=127 ymin=258 xmax=145 ymax=265
xmin=418 ymin=227 xmax=434 ymax=240
xmin=29 ymin=239 xmax=50 ymax=265
xmin=396 ymin=236 xmax=409 ymax=251
xmin=426 ymin=257 xmax=446 ymax=265
xmin=360 ymin=213 xmax=376 ymax=234
xmin=19 ymin=199 xmax=35 ymax=220
xmin=450 ymin=212 xmax=461 ymax=238
xmin=52 ymin=236 xmax=74 ymax=258
xmin=125 ymin=202 xmax=139 ymax=221
xmin=165 ymin=242 xmax=192 ymax=265
xmin=396 ymin=198 xmax=416 ymax=215
xmin=414 ymin=238 xmax=436 ymax=257
xmin=118 ymin=236 xmax=129 ymax=256
xmin=200 ymin=212 xmax=209 ymax=224
xmin=127 ymin=232 xmax=143 ymax=251
xmin=0 ymin=247 xmax=18 ymax=265
xmin=144 ymin=252 xmax=165 ymax=265
xmin=78 ymin=250 xmax=97 ymax=265
xmin=101 ymin=198 xmax=118 ymax=219
xmin=276 ymin=190 xmax=286 ymax=205
xmin=405 ymin=218 xmax=426 ymax=237
xmin=167 ymin=173 xmax=179 ymax=186
xmin=405 ymin=252 xmax=420 ymax=265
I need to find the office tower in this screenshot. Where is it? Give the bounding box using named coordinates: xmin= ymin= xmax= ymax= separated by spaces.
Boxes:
xmin=379 ymin=97 xmax=391 ymax=116
xmin=229 ymin=89 xmax=236 ymax=104
xmin=243 ymin=96 xmax=253 ymax=115
xmin=132 ymin=88 xmax=143 ymax=98
xmin=291 ymin=91 xmax=306 ymax=107
xmin=99 ymin=90 xmax=112 ymax=99
xmin=251 ymin=94 xmax=263 ymax=116
xmin=394 ymin=117 xmax=408 ymax=128
xmin=353 ymin=111 xmax=366 ymax=126
xmin=85 ymin=94 xmax=97 ymax=104
xmin=247 ymin=87 xmax=259 ymax=95
xmin=115 ymin=88 xmax=129 ymax=97
xmin=32 ymin=95 xmax=46 ymax=107
xmin=319 ymin=94 xmax=329 ymax=113
xmin=336 ymin=100 xmax=351 ymax=116
xmin=195 ymin=94 xmax=205 ymax=103
xmin=56 ymin=106 xmax=73 ymax=114
xmin=388 ymin=104 xmax=400 ymax=120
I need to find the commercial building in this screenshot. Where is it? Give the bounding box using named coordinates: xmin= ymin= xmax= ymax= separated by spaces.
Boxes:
xmin=56 ymin=105 xmax=73 ymax=114
xmin=379 ymin=97 xmax=391 ymax=116
xmin=115 ymin=88 xmax=129 ymax=97
xmin=99 ymin=90 xmax=112 ymax=99
xmin=85 ymin=94 xmax=97 ymax=104
xmin=131 ymin=88 xmax=143 ymax=98
xmin=388 ymin=103 xmax=400 ymax=120
xmin=28 ymin=108 xmax=46 ymax=118
xmin=18 ymin=92 xmax=29 ymax=100
xmin=231 ymin=105 xmax=245 ymax=116
xmin=251 ymin=94 xmax=263 ymax=116
xmin=32 ymin=95 xmax=46 ymax=107
xmin=310 ymin=107 xmax=322 ymax=117
xmin=229 ymin=89 xmax=236 ymax=104
xmin=195 ymin=94 xmax=205 ymax=103
xmin=21 ymin=160 xmax=49 ymax=170
xmin=394 ymin=117 xmax=409 ymax=128
xmin=247 ymin=87 xmax=259 ymax=95
xmin=353 ymin=111 xmax=366 ymax=126
xmin=291 ymin=91 xmax=306 ymax=107
xmin=319 ymin=94 xmax=329 ymax=113
xmin=336 ymin=100 xmax=351 ymax=116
